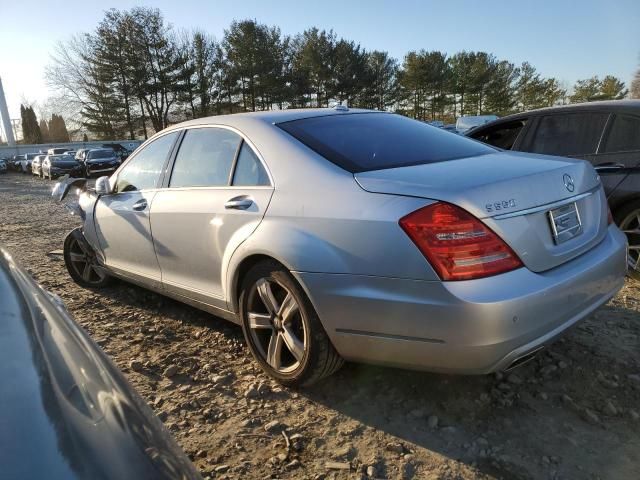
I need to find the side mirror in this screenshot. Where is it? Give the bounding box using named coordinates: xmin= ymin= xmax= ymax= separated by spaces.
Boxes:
xmin=95 ymin=176 xmax=113 ymax=195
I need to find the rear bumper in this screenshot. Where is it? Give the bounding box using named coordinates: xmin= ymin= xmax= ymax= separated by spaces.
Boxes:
xmin=296 ymin=225 xmax=627 ymax=374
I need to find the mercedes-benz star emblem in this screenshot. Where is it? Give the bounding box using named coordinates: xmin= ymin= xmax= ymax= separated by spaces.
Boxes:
xmin=563 ymin=173 xmax=575 ymax=192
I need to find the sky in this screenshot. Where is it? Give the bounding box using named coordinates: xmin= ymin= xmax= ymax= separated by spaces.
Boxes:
xmin=0 ymin=0 xmax=639 ymax=122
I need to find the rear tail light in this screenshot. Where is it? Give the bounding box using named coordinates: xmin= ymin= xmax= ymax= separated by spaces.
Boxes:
xmin=399 ymin=202 xmax=523 ymax=281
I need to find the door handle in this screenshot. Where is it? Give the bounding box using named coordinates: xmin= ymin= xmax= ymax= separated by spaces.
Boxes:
xmin=224 ymin=197 xmax=253 ymax=210
xmin=132 ymin=199 xmax=148 ymax=211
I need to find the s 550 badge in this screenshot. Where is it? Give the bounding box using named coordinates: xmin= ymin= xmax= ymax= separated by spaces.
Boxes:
xmin=486 ymin=199 xmax=516 ymax=213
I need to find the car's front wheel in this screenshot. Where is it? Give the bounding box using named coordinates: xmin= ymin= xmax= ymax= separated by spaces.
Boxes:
xmin=616 ymin=200 xmax=640 ymax=281
xmin=64 ymin=228 xmax=113 ymax=288
xmin=239 ymin=261 xmax=343 ymax=386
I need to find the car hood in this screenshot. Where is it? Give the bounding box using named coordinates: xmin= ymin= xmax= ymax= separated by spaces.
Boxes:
xmin=0 ymin=248 xmax=201 ymax=480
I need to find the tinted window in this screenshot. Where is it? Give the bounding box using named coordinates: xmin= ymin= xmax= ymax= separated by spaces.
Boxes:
xmin=278 ymin=113 xmax=495 ymax=173
xmin=170 ymin=128 xmax=241 ymax=188
xmin=232 ymin=143 xmax=270 ymax=186
xmin=529 ymin=113 xmax=608 ymax=156
xmin=602 ymin=114 xmax=640 ymax=153
xmin=471 ymin=120 xmax=527 ymax=150
xmin=115 ymin=131 xmax=178 ymax=192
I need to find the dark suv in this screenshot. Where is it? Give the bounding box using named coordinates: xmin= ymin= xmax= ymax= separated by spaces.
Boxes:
xmin=468 ymin=100 xmax=640 ymax=279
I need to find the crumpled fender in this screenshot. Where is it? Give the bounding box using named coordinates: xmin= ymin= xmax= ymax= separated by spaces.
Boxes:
xmin=51 ymin=175 xmax=88 ymax=202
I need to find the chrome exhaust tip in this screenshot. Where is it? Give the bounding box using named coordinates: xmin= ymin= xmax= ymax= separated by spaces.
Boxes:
xmin=504 ymin=346 xmax=544 ymax=372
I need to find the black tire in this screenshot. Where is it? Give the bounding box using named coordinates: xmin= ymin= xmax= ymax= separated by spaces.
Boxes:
xmin=614 ymin=200 xmax=640 ymax=281
xmin=239 ymin=260 xmax=343 ymax=386
xmin=63 ymin=228 xmax=113 ymax=288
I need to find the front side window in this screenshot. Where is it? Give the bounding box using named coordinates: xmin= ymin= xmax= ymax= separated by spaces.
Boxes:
xmin=232 ymin=143 xmax=270 ymax=186
xmin=278 ymin=112 xmax=495 ymax=173
xmin=115 ymin=131 xmax=179 ymax=193
xmin=529 ymin=113 xmax=608 ymax=156
xmin=602 ymin=114 xmax=640 ymax=153
xmin=471 ymin=120 xmax=527 ymax=150
xmin=170 ymin=128 xmax=242 ymax=188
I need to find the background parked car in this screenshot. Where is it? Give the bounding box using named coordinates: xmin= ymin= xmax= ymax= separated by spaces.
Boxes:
xmin=42 ymin=154 xmax=83 ymax=180
xmin=19 ymin=152 xmax=40 ymax=173
xmin=467 ymin=100 xmax=640 ymax=278
xmin=82 ymin=148 xmax=121 ymax=177
xmin=456 ymin=114 xmax=499 ymax=134
xmin=0 ymin=159 xmax=7 ymax=174
xmin=47 ymin=147 xmax=70 ymax=155
xmin=0 ymin=245 xmax=201 ymax=480
xmin=102 ymin=143 xmax=130 ymax=160
xmin=31 ymin=154 xmax=46 ymax=177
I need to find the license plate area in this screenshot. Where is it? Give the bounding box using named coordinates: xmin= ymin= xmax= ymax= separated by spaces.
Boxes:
xmin=548 ymin=202 xmax=582 ymax=244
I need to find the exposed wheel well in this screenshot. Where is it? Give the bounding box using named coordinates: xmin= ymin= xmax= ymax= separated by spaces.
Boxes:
xmin=232 ymin=254 xmax=283 ymax=312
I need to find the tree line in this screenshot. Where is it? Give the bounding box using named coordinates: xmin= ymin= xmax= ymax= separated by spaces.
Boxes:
xmin=46 ymin=7 xmax=632 ymax=141
xmin=20 ymin=104 xmax=70 ymax=144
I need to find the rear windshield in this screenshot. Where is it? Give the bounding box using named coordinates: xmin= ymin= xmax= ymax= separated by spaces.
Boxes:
xmin=277 ymin=113 xmax=495 ymax=172
xmin=89 ymin=150 xmax=114 ymax=159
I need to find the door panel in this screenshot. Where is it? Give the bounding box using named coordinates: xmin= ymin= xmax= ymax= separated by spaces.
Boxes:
xmin=150 ymin=188 xmax=273 ymax=306
xmin=95 ymin=191 xmax=161 ymax=284
xmin=93 ymin=130 xmax=180 ymax=285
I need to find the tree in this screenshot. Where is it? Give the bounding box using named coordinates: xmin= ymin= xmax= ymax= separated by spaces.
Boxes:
xmin=598 ymin=75 xmax=627 ymax=100
xmin=570 ymin=76 xmax=602 ymax=103
xmin=20 ymin=105 xmax=42 ymax=144
xmin=484 ymin=60 xmax=519 ymax=115
xmin=359 ymin=51 xmax=399 ymax=111
xmin=39 ymin=119 xmax=50 ymax=142
xmin=632 ymin=66 xmax=640 ymax=99
xmin=328 ymin=39 xmax=369 ymax=106
xmin=48 ymin=114 xmax=70 ymax=142
xmin=291 ymin=28 xmax=336 ymax=107
xmin=448 ymin=52 xmax=476 ymax=117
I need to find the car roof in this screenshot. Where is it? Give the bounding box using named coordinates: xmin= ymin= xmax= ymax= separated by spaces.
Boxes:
xmin=168 ymin=107 xmax=381 ymax=131
xmin=497 ymin=99 xmax=640 ymax=122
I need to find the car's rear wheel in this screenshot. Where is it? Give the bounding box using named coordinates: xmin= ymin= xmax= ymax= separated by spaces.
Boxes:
xmin=64 ymin=228 xmax=113 ymax=288
xmin=239 ymin=261 xmax=343 ymax=386
xmin=616 ymin=200 xmax=640 ymax=281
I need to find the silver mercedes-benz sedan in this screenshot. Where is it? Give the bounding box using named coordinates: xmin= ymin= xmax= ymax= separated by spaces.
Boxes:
xmin=55 ymin=107 xmax=627 ymax=386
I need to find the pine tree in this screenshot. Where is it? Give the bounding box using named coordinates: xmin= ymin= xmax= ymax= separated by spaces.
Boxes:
xmin=39 ymin=119 xmax=49 ymax=142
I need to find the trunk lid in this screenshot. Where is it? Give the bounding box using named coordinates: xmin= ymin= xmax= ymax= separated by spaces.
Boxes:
xmin=355 ymin=151 xmax=608 ymax=272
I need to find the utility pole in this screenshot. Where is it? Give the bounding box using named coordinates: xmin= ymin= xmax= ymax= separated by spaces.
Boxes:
xmin=0 ymin=76 xmax=16 ymax=146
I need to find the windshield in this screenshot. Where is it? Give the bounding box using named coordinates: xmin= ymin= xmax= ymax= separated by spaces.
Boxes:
xmin=89 ymin=150 xmax=115 ymax=159
xmin=278 ymin=112 xmax=495 ymax=173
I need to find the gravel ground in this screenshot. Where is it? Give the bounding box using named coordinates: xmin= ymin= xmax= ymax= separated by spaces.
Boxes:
xmin=1 ymin=171 xmax=639 ymax=480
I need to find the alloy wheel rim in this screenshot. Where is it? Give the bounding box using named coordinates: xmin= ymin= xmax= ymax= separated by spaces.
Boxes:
xmin=68 ymin=237 xmax=107 ymax=284
xmin=247 ymin=278 xmax=307 ymax=374
xmin=620 ymin=209 xmax=640 ymax=272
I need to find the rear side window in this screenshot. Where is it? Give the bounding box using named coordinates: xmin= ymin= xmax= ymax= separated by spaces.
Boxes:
xmin=170 ymin=128 xmax=241 ymax=188
xmin=232 ymin=143 xmax=270 ymax=186
xmin=278 ymin=113 xmax=495 ymax=173
xmin=115 ymin=131 xmax=179 ymax=192
xmin=471 ymin=120 xmax=527 ymax=150
xmin=528 ymin=113 xmax=608 ymax=156
xmin=602 ymin=114 xmax=640 ymax=153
